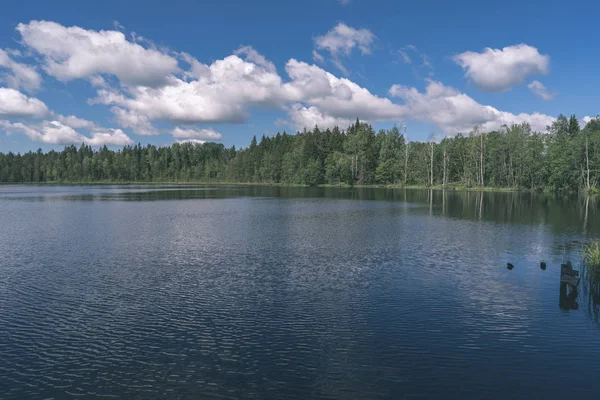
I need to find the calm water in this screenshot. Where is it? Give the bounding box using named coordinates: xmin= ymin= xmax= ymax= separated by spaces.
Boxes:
xmin=1 ymin=185 xmax=600 ymax=399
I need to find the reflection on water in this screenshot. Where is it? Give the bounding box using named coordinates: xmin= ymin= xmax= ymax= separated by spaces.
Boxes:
xmin=3 ymin=185 xmax=598 ymax=234
xmin=559 ymin=263 xmax=581 ymax=311
xmin=560 ymin=282 xmax=579 ymax=311
xmin=581 ymin=264 xmax=600 ymax=322
xmin=1 ymin=185 xmax=600 ymax=399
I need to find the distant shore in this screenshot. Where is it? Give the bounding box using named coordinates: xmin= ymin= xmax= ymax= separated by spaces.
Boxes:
xmin=0 ymin=181 xmax=541 ymax=192
xmin=3 ymin=181 xmax=598 ymax=195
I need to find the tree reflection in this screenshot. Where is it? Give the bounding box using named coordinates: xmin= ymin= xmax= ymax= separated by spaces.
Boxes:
xmin=559 ymin=282 xmax=579 ymax=311
xmin=559 ymin=263 xmax=580 ymax=311
xmin=580 ymin=263 xmax=600 ymax=322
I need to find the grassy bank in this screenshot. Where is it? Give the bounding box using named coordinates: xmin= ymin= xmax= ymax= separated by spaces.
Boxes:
xmin=584 ymin=243 xmax=600 ymax=268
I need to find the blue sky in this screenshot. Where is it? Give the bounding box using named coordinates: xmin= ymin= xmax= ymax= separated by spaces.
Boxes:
xmin=0 ymin=0 xmax=598 ymax=153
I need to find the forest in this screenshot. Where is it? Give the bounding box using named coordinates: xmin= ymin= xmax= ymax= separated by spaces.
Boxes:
xmin=0 ymin=114 xmax=599 ymax=192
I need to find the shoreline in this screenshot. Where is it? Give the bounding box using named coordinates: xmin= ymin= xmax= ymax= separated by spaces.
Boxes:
xmin=1 ymin=181 xmax=597 ymax=195
xmin=0 ymin=181 xmax=545 ymax=193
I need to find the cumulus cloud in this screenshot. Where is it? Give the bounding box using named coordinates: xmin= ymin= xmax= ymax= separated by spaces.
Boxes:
xmin=98 ymin=42 xmax=563 ymax=135
xmin=175 ymin=139 xmax=206 ymax=145
xmin=110 ymin=106 xmax=158 ymax=135
xmin=179 ymin=52 xmax=210 ymax=80
xmin=17 ymin=20 xmax=179 ymax=87
xmin=0 ymin=119 xmax=133 ymax=146
xmin=56 ymin=114 xmax=99 ymax=130
xmin=4 ymin=22 xmax=403 ymax=135
xmin=86 ymin=128 xmax=133 ymax=146
xmin=93 ymin=51 xmax=406 ymax=129
xmin=389 ymin=79 xmax=554 ymax=133
xmin=0 ymin=49 xmax=42 ymax=91
xmin=234 ymin=45 xmax=276 ymax=73
xmin=89 ymin=75 xmax=109 ymax=88
xmin=527 ymin=80 xmax=556 ymax=100
xmin=93 ymin=50 xmax=286 ymax=125
xmin=286 ymin=104 xmax=356 ymax=130
xmin=2 ymin=20 xmax=560 ymax=141
xmin=453 ymin=44 xmax=549 ymax=92
xmin=314 ymin=23 xmax=375 ymax=74
xmin=171 ymin=126 xmax=222 ymax=140
xmin=287 ymin=60 xmax=407 ymax=120
xmin=0 ymin=87 xmax=49 ymax=118
xmin=581 ymin=116 xmax=597 ymax=127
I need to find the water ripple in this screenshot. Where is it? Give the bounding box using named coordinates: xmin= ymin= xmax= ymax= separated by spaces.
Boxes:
xmin=1 ymin=186 xmax=600 ymax=399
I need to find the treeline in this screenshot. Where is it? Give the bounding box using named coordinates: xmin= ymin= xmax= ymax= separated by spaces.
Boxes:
xmin=1 ymin=115 xmax=599 ymax=191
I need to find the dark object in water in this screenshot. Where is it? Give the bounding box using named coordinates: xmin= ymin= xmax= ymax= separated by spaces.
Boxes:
xmin=560 ymin=263 xmax=580 ymax=287
xmin=507 ymin=263 xmax=514 ymax=270
xmin=561 ymin=263 xmax=579 ymax=277
xmin=560 ymin=282 xmax=579 ymax=310
xmin=559 ymin=261 xmax=580 ymax=310
xmin=540 ymin=261 xmax=547 ymax=270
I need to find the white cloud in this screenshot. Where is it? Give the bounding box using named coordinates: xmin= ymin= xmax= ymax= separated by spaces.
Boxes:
xmin=314 ymin=23 xmax=375 ymax=74
xmin=0 ymin=120 xmax=40 ymax=140
xmin=389 ymin=79 xmax=554 ymax=133
xmin=175 ymin=139 xmax=206 ymax=145
xmin=581 ymin=116 xmax=597 ymax=127
xmin=312 ymin=50 xmax=325 ymax=64
xmin=110 ymin=106 xmax=158 ymax=135
xmin=92 ymin=51 xmax=407 ymax=130
xmin=89 ymin=75 xmax=109 ymax=88
xmin=94 ymin=50 xmax=287 ymax=124
xmin=0 ymin=119 xmax=133 ymax=146
xmin=234 ymin=45 xmax=276 ymax=73
xmin=4 ymin=21 xmax=559 ymax=140
xmin=286 ymin=60 xmax=407 ymax=120
xmin=17 ymin=20 xmax=179 ymax=87
xmin=0 ymin=88 xmax=49 ymax=118
xmin=453 ymin=44 xmax=549 ymax=92
xmin=527 ymin=80 xmax=556 ymax=100
xmin=286 ymin=104 xmax=355 ymax=130
xmin=282 ymin=60 xmax=334 ymax=100
xmin=0 ymin=49 xmax=42 ymax=91
xmin=56 ymin=114 xmax=99 ymax=130
xmin=171 ymin=127 xmax=222 ymax=140
xmin=6 ymin=22 xmax=401 ymax=133
xmin=179 ymin=52 xmax=211 ymax=80
xmin=86 ymin=128 xmax=133 ymax=146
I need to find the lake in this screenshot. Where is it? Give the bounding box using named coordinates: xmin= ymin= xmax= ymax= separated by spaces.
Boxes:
xmin=1 ymin=185 xmax=599 ymax=399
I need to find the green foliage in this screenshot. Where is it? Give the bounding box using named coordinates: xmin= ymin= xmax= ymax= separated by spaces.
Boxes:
xmin=325 ymin=151 xmax=352 ymax=184
xmin=584 ymin=243 xmax=600 ymax=268
xmin=1 ymin=116 xmax=599 ymax=190
xmin=302 ymin=158 xmax=323 ymax=186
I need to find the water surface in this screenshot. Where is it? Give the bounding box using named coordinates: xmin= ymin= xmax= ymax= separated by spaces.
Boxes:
xmin=1 ymin=185 xmax=599 ymax=399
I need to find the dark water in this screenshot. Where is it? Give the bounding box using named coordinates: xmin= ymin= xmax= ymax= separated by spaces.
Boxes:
xmin=1 ymin=185 xmax=600 ymax=399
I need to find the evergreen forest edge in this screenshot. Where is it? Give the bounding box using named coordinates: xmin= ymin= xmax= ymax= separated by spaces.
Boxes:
xmin=1 ymin=114 xmax=599 ymax=193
